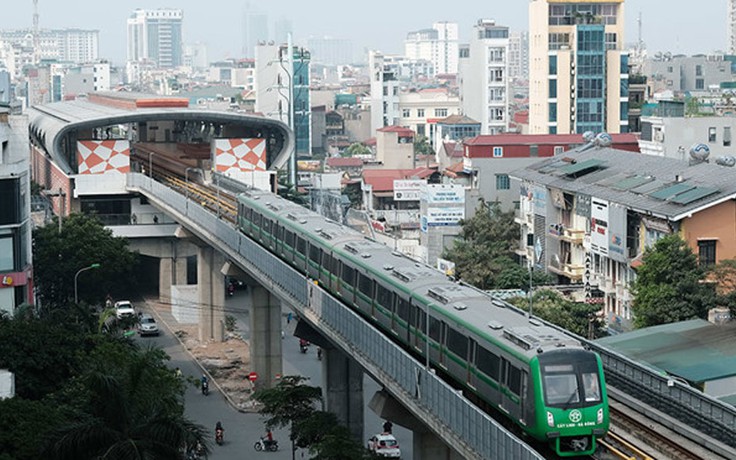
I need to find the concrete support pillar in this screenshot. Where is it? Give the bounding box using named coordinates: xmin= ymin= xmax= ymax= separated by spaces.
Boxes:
xmin=197 ymin=246 xmax=225 ymax=342
xmin=174 ymin=256 xmax=188 ymax=285
xmin=249 ymin=284 xmax=283 ymax=389
xmin=159 ymin=257 xmax=173 ymax=303
xmin=412 ymin=430 xmax=463 ymax=460
xmin=324 ymin=347 xmax=364 ymax=440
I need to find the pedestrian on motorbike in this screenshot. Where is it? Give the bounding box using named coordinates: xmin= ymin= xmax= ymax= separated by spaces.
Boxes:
xmin=201 ymin=374 xmax=209 ymax=395
xmin=215 ymin=421 xmax=224 ymax=444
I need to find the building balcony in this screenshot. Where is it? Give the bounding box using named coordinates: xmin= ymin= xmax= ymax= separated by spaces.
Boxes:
xmin=547 ymin=224 xmax=585 ymax=245
xmin=515 ymin=211 xmax=533 ymax=226
xmin=547 ymin=262 xmax=584 ymax=281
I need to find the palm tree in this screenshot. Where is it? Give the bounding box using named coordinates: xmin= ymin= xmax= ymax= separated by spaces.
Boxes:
xmin=45 ymin=347 xmax=208 ymax=459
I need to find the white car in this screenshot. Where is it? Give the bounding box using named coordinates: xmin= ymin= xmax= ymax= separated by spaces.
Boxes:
xmin=114 ymin=300 xmax=135 ymax=319
xmin=137 ymin=314 xmax=159 ymax=336
xmin=368 ymin=433 xmax=401 ymax=458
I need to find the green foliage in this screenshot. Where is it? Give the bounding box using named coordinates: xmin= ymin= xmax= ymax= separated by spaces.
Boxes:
xmin=225 ymin=315 xmax=237 ymax=332
xmin=443 ymin=199 xmax=520 ymax=290
xmin=709 ymin=259 xmax=736 ymax=316
xmin=631 ymin=234 xmax=715 ymax=328
xmin=33 ymin=213 xmax=140 ymax=307
xmin=413 ymin=135 xmax=434 ymax=157
xmin=507 ymin=290 xmax=605 ymax=338
xmin=254 ymin=375 xmax=323 ymax=433
xmin=344 ymin=143 xmax=371 ymax=157
xmin=0 ymin=397 xmax=74 ymax=460
xmin=494 ymin=264 xmax=556 ymax=290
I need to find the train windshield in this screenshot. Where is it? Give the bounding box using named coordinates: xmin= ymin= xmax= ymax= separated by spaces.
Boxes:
xmin=539 ymin=352 xmax=602 ymax=408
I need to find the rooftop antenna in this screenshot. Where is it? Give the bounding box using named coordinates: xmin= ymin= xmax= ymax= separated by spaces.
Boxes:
xmin=33 ymin=0 xmax=39 ymax=64
xmin=637 ymin=12 xmax=642 ymax=53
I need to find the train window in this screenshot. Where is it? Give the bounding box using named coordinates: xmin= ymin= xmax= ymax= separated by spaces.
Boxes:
xmin=277 ymin=225 xmax=284 ymax=241
xmin=412 ymin=305 xmax=426 ymax=333
xmin=446 ymin=327 xmax=468 ymax=358
xmin=428 ymin=317 xmax=441 ymax=342
xmin=263 ymin=218 xmax=272 ymax=234
xmin=376 ymin=285 xmax=393 ymax=309
xmin=582 ymin=373 xmax=601 ymax=402
xmin=244 ymin=207 xmax=252 ymax=220
xmin=284 ymin=230 xmax=294 ymax=247
xmin=342 ymin=264 xmax=356 ymax=285
xmin=296 ymin=237 xmax=306 ymax=255
xmin=507 ymin=365 xmax=522 ymax=396
xmin=476 ymin=347 xmax=500 ymax=381
xmin=309 ymin=245 xmax=321 ymax=264
xmin=253 ymin=213 xmax=262 ymax=227
xmin=358 ymin=273 xmax=373 ymax=297
xmin=321 ymin=252 xmax=333 ymax=273
xmin=397 ymin=298 xmax=410 ymax=322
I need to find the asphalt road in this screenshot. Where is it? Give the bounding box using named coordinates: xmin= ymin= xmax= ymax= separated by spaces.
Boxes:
xmin=140 ymin=288 xmax=413 ymax=459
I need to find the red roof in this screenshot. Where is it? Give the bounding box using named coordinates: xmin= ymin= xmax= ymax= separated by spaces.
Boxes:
xmin=326 ymin=157 xmax=363 ymax=168
xmin=362 ymin=167 xmax=437 ymax=192
xmin=464 ymin=133 xmax=639 ymax=146
xmin=377 ymin=126 xmax=415 ymax=138
xmin=443 ymin=161 xmax=470 ymax=178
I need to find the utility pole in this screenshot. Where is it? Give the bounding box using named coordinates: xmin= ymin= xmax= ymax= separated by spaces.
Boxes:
xmin=33 ymin=0 xmax=40 ymax=65
xmin=287 ymin=33 xmax=296 ymax=188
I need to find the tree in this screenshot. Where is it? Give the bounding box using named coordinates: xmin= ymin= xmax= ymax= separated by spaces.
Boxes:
xmin=508 ymin=289 xmax=605 ymax=338
xmin=443 ymin=199 xmax=519 ymax=290
xmin=33 ymin=213 xmax=139 ymax=307
xmin=344 ymin=143 xmax=371 ymax=157
xmin=706 ymin=259 xmax=736 ymax=316
xmin=413 ymin=135 xmax=434 ymax=157
xmin=631 ymin=234 xmax=715 ymax=328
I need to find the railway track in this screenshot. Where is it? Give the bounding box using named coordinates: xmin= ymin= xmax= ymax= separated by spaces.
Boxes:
xmin=153 ymin=169 xmax=238 ymax=223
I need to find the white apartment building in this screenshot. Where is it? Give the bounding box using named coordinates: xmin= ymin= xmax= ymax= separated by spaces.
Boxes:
xmin=459 ymin=19 xmax=510 ymax=135
xmin=405 ymin=22 xmax=459 ymax=75
xmin=528 ymin=0 xmax=628 ymax=135
xmin=0 ymin=28 xmax=98 ymax=66
xmin=369 ymin=50 xmax=401 ymax=134
xmin=509 ymin=31 xmax=529 ymax=81
xmin=127 ymin=9 xmax=183 ymax=69
xmin=398 ymin=88 xmax=460 ymax=139
xmin=729 ymin=0 xmax=736 ymax=55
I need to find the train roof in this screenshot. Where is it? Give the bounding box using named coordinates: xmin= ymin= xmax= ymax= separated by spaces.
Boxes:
xmin=237 ymin=189 xmax=585 ymax=361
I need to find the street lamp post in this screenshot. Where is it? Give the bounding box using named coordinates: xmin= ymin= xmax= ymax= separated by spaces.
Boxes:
xmin=74 ymin=263 xmax=101 ymax=304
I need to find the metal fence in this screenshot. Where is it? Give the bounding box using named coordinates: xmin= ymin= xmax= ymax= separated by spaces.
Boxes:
xmin=127 ymin=173 xmax=542 ymax=460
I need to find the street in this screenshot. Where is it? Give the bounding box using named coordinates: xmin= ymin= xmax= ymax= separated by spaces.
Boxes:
xmin=141 ymin=287 xmax=413 ymax=459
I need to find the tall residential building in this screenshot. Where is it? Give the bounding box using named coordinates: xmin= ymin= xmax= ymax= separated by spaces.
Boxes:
xmin=369 ymin=50 xmax=400 ymax=134
xmin=255 ymin=44 xmax=312 ymax=156
xmin=529 ymin=0 xmax=629 ymax=134
xmin=127 ymin=9 xmax=183 ymax=69
xmin=405 ymin=22 xmax=459 ymax=75
xmin=0 ymin=28 xmax=99 ymax=64
xmin=243 ymin=9 xmax=269 ymax=58
xmin=508 ymin=31 xmax=529 ymax=81
xmin=459 ymin=19 xmax=510 ymax=135
xmin=730 ymin=0 xmax=736 ymax=54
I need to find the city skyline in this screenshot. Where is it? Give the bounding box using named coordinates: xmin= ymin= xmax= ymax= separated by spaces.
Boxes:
xmin=1 ymin=1 xmax=728 ymax=66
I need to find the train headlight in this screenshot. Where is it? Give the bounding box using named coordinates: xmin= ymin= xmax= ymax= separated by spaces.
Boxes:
xmin=597 ymin=408 xmax=603 ymax=424
xmin=546 ymin=411 xmax=555 ymax=427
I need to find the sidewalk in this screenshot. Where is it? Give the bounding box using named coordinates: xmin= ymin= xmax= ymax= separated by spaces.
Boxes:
xmin=143 ymin=296 xmax=260 ymax=412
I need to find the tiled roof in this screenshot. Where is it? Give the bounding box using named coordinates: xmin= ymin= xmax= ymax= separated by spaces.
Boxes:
xmin=510 ymin=146 xmax=736 ymax=221
xmin=326 ymin=157 xmax=363 ymax=167
xmin=377 ymin=126 xmax=415 ymax=137
xmin=438 ymin=114 xmax=480 ymax=125
xmin=362 ymin=167 xmax=437 ymax=192
xmin=465 ymin=133 xmax=639 ymax=146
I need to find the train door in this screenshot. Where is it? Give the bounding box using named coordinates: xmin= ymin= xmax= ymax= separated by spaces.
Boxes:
xmin=410 ymin=300 xmax=426 ymax=353
xmin=500 ymin=358 xmax=522 ymax=419
xmin=519 ymin=370 xmax=529 ymax=426
xmin=467 ymin=339 xmax=478 ymax=390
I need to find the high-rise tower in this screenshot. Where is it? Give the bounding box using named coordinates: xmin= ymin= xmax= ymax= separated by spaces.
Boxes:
xmin=529 ymin=0 xmax=628 ymax=134
xmin=127 ymin=9 xmax=183 ymax=68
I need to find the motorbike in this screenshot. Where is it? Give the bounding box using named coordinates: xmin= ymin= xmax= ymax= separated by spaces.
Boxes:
xmin=201 ymin=379 xmax=209 ymax=396
xmin=227 ymin=283 xmax=235 ymax=297
xmin=299 ymin=339 xmax=309 ymax=354
xmin=215 ymin=428 xmax=224 ymax=445
xmin=254 ymin=437 xmax=279 ymax=452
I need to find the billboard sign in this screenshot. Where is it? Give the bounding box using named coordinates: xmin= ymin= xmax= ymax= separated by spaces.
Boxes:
xmin=425 ymin=207 xmax=465 ymax=226
xmin=421 ymin=183 xmax=465 ymax=204
xmin=394 ymin=180 xmax=426 ymax=201
xmin=590 ymin=198 xmax=609 ymax=256
xmin=214 ymin=138 xmax=266 ymax=173
xmin=77 ymin=140 xmax=130 ymax=175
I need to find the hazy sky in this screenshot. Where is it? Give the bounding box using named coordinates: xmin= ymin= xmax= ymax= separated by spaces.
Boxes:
xmin=4 ymin=1 xmax=728 ymax=65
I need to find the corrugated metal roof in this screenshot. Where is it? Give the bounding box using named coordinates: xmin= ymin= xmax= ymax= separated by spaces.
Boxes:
xmin=596 ymin=319 xmax=736 ymax=383
xmin=511 ymin=147 xmax=736 ymax=220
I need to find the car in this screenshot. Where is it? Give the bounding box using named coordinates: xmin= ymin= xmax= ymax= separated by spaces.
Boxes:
xmin=114 ymin=300 xmax=135 ymax=319
xmin=137 ymin=314 xmax=159 ymax=336
xmin=368 ymin=433 xmax=401 ymax=458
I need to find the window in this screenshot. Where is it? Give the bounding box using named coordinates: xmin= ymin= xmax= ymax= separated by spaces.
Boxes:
xmin=434 ymin=108 xmax=448 ymax=117
xmin=496 ymin=174 xmax=510 ymax=190
xmin=548 ymin=56 xmax=557 ymax=75
xmin=725 ymin=127 xmax=731 ymax=147
xmin=296 ymin=237 xmax=306 ymax=255
xmin=548 ymin=103 xmax=557 ymax=122
xmin=695 ymin=64 xmax=703 ymax=76
xmin=709 ymin=127 xmax=717 ymax=143
xmin=284 ymin=230 xmax=294 ymax=247
xmin=417 ymin=109 xmax=425 ymax=117
xmin=358 ymin=273 xmax=373 ymax=297
xmin=696 ymin=79 xmax=705 ymax=90
xmin=446 ymin=327 xmax=468 ymax=358
xmin=493 ymin=146 xmax=503 ymax=157
xmin=507 ymin=364 xmax=522 ymax=395
xmin=428 ymin=317 xmax=442 ymax=341
xmin=549 ymin=79 xmax=557 ymax=98
xmin=554 ymin=146 xmax=565 ymax=155
xmin=0 ymin=234 xmax=14 ymax=271
xmin=309 ymin=244 xmax=321 ymax=264
xmin=377 ymin=284 xmax=393 ymax=309
xmin=396 ymin=298 xmax=410 ymax=322
xmin=698 ymin=240 xmax=716 ymax=267
xmin=341 ymin=264 xmax=356 ymax=286
xmin=476 ymin=347 xmax=500 ymax=380
xmin=402 ymin=109 xmax=410 ymax=118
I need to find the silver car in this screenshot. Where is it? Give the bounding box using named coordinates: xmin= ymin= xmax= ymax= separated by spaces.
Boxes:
xmin=137 ymin=314 xmax=159 ymax=336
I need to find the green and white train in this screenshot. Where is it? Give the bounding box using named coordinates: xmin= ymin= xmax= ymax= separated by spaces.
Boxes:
xmin=236 ymin=189 xmax=609 ymax=456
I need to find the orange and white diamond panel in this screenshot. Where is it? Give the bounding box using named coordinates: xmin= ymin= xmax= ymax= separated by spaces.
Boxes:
xmin=214 ymin=138 xmax=267 ymax=173
xmin=77 ymin=140 xmax=131 ymax=175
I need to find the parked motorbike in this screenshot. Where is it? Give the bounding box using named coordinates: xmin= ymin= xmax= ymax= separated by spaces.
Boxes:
xmin=254 ymin=437 xmax=279 ymax=452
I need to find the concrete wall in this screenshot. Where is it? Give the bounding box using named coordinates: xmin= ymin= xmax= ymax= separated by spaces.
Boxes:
xmin=681 ymin=200 xmax=736 ymax=263
xmin=171 ymin=284 xmax=199 ymax=323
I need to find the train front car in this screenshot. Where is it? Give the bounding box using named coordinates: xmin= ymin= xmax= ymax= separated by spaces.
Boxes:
xmin=531 ymin=348 xmax=608 ymax=457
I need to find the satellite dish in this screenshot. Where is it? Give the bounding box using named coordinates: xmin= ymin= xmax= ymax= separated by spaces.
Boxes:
xmin=689 ymin=143 xmax=711 ymax=161
xmin=582 ymin=131 xmax=595 ymax=143
xmin=715 ymin=155 xmax=736 ymax=167
xmin=594 ymin=132 xmax=612 ymax=147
